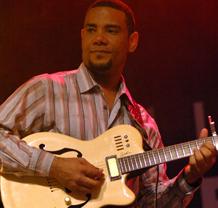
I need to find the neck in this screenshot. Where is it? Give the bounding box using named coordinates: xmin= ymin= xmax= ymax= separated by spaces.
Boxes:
xmin=89 ymin=70 xmax=121 ymax=92
xmin=88 ymin=69 xmax=122 ymax=110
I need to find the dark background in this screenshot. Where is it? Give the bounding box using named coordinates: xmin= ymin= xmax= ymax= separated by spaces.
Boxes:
xmin=1 ymin=0 xmax=218 ymax=207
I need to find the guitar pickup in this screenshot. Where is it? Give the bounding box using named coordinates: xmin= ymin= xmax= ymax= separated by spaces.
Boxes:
xmin=106 ymin=155 xmax=121 ymax=181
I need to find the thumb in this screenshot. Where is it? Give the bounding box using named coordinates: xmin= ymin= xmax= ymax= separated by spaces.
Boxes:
xmin=199 ymin=128 xmax=208 ymax=138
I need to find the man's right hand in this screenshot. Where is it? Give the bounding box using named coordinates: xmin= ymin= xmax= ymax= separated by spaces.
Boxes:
xmin=49 ymin=157 xmax=104 ymax=195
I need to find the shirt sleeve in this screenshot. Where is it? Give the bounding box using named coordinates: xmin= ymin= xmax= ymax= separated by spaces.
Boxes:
xmin=0 ymin=77 xmax=54 ymax=177
xmin=135 ymin=104 xmax=199 ymax=208
xmin=0 ymin=129 xmax=54 ymax=176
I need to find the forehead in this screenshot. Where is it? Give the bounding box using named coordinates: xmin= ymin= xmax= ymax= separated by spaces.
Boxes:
xmin=84 ymin=6 xmax=127 ymax=27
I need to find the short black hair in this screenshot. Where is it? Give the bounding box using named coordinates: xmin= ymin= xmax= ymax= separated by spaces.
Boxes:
xmin=87 ymin=0 xmax=136 ymax=34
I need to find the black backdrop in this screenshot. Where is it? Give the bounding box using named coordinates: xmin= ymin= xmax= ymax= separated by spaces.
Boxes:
xmin=1 ymin=1 xmax=218 ymax=207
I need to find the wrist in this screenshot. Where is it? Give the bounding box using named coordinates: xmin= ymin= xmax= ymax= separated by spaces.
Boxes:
xmin=49 ymin=156 xmax=59 ymax=178
xmin=183 ymin=167 xmax=202 ymax=188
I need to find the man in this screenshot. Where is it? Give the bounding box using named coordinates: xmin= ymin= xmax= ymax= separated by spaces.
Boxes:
xmin=0 ymin=0 xmax=216 ymax=207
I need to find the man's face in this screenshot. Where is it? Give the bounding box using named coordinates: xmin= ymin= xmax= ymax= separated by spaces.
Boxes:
xmin=81 ymin=6 xmax=133 ymax=76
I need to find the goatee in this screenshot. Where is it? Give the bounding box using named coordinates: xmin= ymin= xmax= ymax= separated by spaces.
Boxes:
xmin=87 ymin=60 xmax=112 ymax=75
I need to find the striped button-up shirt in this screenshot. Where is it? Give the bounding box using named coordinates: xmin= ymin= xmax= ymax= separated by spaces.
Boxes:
xmin=0 ymin=63 xmax=197 ymax=207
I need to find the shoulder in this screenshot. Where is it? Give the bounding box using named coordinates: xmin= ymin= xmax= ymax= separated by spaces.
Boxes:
xmin=31 ymin=69 xmax=78 ymax=84
xmin=7 ymin=69 xmax=77 ymax=98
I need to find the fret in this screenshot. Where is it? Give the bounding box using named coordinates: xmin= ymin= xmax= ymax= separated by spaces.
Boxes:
xmin=158 ymin=148 xmax=166 ymax=163
xmin=130 ymin=155 xmax=135 ymax=170
xmin=125 ymin=157 xmax=131 ymax=172
xmin=134 ymin=155 xmax=140 ymax=169
xmin=187 ymin=142 xmax=192 ymax=154
xmin=175 ymin=145 xmax=179 ymax=158
xmin=159 ymin=148 xmax=167 ymax=162
xmin=181 ymin=144 xmax=185 ymax=157
xmin=211 ymin=136 xmax=216 ymax=146
xmin=164 ymin=147 xmax=172 ymax=161
xmin=133 ymin=155 xmax=138 ymax=170
xmin=183 ymin=142 xmax=191 ymax=155
xmin=134 ymin=155 xmax=139 ymax=169
xmin=129 ymin=155 xmax=135 ymax=171
xmin=176 ymin=144 xmax=184 ymax=158
xmin=152 ymin=151 xmax=157 ymax=165
xmin=154 ymin=151 xmax=159 ymax=164
xmin=123 ymin=157 xmax=128 ymax=172
xmin=170 ymin=145 xmax=177 ymax=159
xmin=132 ymin=155 xmax=137 ymax=169
xmin=199 ymin=138 xmax=205 ymax=146
xmin=140 ymin=153 xmax=146 ymax=168
xmin=195 ymin=140 xmax=200 ymax=149
xmin=154 ymin=150 xmax=161 ymax=164
xmin=120 ymin=158 xmax=124 ymax=173
xmin=143 ymin=152 xmax=150 ymax=167
xmin=146 ymin=151 xmax=153 ymax=166
xmin=137 ymin=154 xmax=143 ymax=168
xmin=157 ymin=150 xmax=161 ymax=163
xmin=120 ymin=158 xmax=125 ymax=173
xmin=148 ymin=150 xmax=155 ymax=165
xmin=119 ymin=159 xmax=124 ymax=173
xmin=190 ymin=141 xmax=197 ymax=152
xmin=169 ymin=148 xmax=173 ymax=159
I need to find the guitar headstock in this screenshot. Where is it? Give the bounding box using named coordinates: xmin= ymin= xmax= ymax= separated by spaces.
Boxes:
xmin=208 ymin=116 xmax=217 ymax=136
xmin=208 ymin=116 xmax=218 ymax=151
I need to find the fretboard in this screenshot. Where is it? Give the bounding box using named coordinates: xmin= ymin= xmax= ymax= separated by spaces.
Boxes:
xmin=118 ymin=136 xmax=218 ymax=174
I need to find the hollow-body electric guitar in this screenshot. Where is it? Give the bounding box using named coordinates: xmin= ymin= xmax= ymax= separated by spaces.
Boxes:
xmin=1 ymin=124 xmax=218 ymax=208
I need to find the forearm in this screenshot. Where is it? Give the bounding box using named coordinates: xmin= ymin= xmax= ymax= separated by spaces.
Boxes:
xmin=137 ymin=166 xmax=198 ymax=208
xmin=0 ymin=129 xmax=54 ymax=177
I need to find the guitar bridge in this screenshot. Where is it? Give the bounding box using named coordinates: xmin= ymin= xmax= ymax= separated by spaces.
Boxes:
xmin=106 ymin=155 xmax=121 ymax=181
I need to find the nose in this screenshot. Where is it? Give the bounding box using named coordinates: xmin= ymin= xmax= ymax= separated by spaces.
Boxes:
xmin=93 ymin=31 xmax=108 ymax=45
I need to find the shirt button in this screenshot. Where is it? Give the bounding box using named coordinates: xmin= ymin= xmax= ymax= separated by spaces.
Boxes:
xmin=103 ymin=105 xmax=107 ymax=110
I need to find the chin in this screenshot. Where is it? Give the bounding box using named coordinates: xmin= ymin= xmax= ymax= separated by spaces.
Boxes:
xmin=88 ymin=60 xmax=112 ymax=73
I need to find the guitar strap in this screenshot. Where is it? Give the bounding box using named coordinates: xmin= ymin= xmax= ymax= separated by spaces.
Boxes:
xmin=122 ymin=96 xmax=151 ymax=151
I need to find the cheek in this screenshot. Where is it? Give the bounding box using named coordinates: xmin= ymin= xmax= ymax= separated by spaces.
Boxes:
xmin=81 ymin=39 xmax=88 ymax=51
xmin=81 ymin=39 xmax=90 ymax=57
xmin=81 ymin=34 xmax=91 ymax=49
xmin=113 ymin=40 xmax=129 ymax=56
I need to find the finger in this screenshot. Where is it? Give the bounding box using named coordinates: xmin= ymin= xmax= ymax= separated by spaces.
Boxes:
xmin=84 ymin=165 xmax=104 ymax=179
xmin=199 ymin=128 xmax=208 ymax=138
xmin=199 ymin=144 xmax=217 ymax=165
xmin=77 ymin=175 xmax=103 ymax=190
xmin=189 ymin=152 xmax=202 ymax=174
xmin=202 ymin=142 xmax=216 ymax=153
xmin=79 ymin=158 xmax=104 ymax=178
xmin=193 ymin=149 xmax=207 ymax=171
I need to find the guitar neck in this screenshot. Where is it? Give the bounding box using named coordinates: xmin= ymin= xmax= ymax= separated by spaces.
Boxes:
xmin=118 ymin=136 xmax=218 ymax=174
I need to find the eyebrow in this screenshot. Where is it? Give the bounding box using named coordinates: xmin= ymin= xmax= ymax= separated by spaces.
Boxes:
xmin=85 ymin=23 xmax=96 ymax=28
xmin=85 ymin=23 xmax=121 ymax=30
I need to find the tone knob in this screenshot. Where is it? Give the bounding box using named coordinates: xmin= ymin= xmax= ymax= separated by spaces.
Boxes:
xmin=64 ymin=196 xmax=71 ymax=205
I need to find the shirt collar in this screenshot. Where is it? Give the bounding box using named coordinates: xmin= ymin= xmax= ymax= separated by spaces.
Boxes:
xmin=76 ymin=63 xmax=135 ymax=106
xmin=76 ymin=63 xmax=99 ymax=93
xmin=117 ymin=77 xmax=135 ymax=106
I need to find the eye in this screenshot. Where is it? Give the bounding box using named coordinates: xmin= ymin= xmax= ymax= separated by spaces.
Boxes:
xmin=86 ymin=26 xmax=96 ymax=33
xmin=107 ymin=27 xmax=119 ymax=34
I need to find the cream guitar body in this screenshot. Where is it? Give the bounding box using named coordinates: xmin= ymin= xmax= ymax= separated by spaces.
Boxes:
xmin=1 ymin=125 xmax=144 ymax=208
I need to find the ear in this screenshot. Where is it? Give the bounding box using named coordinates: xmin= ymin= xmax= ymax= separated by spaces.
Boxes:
xmin=128 ymin=31 xmax=139 ymax=53
xmin=81 ymin=28 xmax=85 ymax=40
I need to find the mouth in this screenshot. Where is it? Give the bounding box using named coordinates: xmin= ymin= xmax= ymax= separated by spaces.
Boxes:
xmin=90 ymin=50 xmax=111 ymax=54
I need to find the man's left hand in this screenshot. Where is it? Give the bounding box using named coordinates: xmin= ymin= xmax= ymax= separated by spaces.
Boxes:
xmin=184 ymin=128 xmax=217 ymax=185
